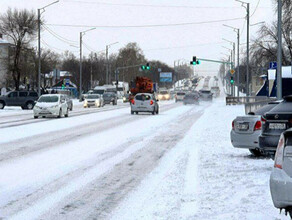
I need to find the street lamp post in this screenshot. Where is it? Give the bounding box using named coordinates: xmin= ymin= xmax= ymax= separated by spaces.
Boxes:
xmin=37 ymin=0 xmax=59 ymax=96
xmin=105 ymin=42 xmax=118 ymax=84
xmin=235 ymin=0 xmax=250 ymax=96
xmin=223 ymin=38 xmax=236 ymax=96
xmin=79 ymin=28 xmax=96 ymax=99
xmin=277 ymin=0 xmax=282 ymax=100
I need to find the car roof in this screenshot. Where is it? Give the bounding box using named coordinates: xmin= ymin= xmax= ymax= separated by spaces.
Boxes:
xmin=41 ymin=94 xmax=61 ymax=97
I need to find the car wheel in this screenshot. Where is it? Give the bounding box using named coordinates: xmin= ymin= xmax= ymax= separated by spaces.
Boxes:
xmin=0 ymin=101 xmax=4 ymax=109
xmin=58 ymin=109 xmax=62 ymax=118
xmin=26 ymin=101 xmax=34 ymax=110
xmin=136 ymin=112 xmax=138 ymax=115
xmin=131 ymin=111 xmax=134 ymax=115
xmin=152 ymin=111 xmax=155 ymax=115
xmin=70 ymin=105 xmax=73 ymax=111
xmin=249 ymin=149 xmax=262 ymax=157
xmin=156 ymin=108 xmax=159 ymax=114
xmin=34 ymin=116 xmax=38 ymax=119
xmin=65 ymin=109 xmax=69 ymax=117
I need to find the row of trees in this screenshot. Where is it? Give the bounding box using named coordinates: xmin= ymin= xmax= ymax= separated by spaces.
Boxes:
xmin=0 ymin=8 xmax=193 ymax=91
xmin=220 ymin=0 xmax=292 ymax=93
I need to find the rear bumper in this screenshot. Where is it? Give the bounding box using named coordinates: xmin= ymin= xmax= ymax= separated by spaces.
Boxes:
xmin=230 ymin=130 xmax=260 ymax=149
xmin=259 ymin=134 xmax=280 ymax=152
xmin=270 ymin=168 xmax=292 ymax=208
xmin=131 ymin=105 xmax=155 ymax=112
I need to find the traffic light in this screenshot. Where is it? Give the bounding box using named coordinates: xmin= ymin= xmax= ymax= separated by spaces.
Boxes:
xmin=141 ymin=63 xmax=150 ymax=70
xmin=230 ymin=76 xmax=234 ymax=84
xmin=190 ymin=56 xmax=200 ymax=65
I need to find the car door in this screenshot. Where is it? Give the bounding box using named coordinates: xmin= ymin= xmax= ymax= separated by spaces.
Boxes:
xmin=18 ymin=91 xmax=28 ymax=106
xmin=60 ymin=96 xmax=67 ymax=113
xmin=6 ymin=91 xmax=19 ymax=106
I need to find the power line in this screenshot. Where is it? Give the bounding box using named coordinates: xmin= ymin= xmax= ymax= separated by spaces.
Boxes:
xmin=43 ymin=25 xmax=78 ymax=45
xmin=250 ymin=0 xmax=261 ymax=17
xmin=41 ymin=39 xmax=79 ymax=53
xmin=46 ymin=17 xmax=245 ymax=28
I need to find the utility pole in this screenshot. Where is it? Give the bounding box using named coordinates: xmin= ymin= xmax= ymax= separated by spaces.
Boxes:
xmin=277 ymin=0 xmax=282 ymax=99
xmin=79 ymin=32 xmax=82 ymax=99
xmin=237 ymin=28 xmax=240 ymax=97
xmin=106 ymin=45 xmax=109 ymax=84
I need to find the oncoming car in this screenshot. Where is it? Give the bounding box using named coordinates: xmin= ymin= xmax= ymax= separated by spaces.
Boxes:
xmin=130 ymin=93 xmax=159 ymax=115
xmin=83 ymin=94 xmax=104 ymax=108
xmin=157 ymin=90 xmax=170 ymax=101
xmin=33 ymin=94 xmax=69 ymax=118
xmin=175 ymin=92 xmax=186 ymax=102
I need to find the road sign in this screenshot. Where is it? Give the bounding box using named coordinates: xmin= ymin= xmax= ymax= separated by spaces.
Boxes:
xmin=269 ymin=61 xmax=277 ymax=69
xmin=160 ymin=72 xmax=172 ymax=82
xmin=65 ymin=79 xmax=70 ymax=86
xmin=230 ymin=69 xmax=235 ymax=75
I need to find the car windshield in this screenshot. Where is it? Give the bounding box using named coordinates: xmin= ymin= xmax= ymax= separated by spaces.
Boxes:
xmin=103 ymin=93 xmax=114 ymax=97
xmin=135 ymin=94 xmax=151 ymax=101
xmin=93 ymin=89 xmax=105 ymax=95
xmin=177 ymin=92 xmax=185 ymax=95
xmin=159 ymin=91 xmax=168 ymax=95
xmin=87 ymin=94 xmax=100 ymax=99
xmin=200 ymin=91 xmax=211 ymax=94
xmin=38 ymin=96 xmax=59 ymax=103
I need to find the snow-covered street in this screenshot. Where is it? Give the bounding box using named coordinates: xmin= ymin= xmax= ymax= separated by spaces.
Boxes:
xmin=0 ymin=96 xmax=288 ymax=220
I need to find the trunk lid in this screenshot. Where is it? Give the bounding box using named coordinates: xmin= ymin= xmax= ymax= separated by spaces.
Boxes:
xmin=233 ymin=115 xmax=260 ymax=134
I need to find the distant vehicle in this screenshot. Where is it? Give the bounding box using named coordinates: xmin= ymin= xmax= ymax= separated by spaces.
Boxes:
xmin=211 ymin=86 xmax=220 ymax=97
xmin=83 ymin=94 xmax=104 ymax=108
xmin=259 ymin=96 xmax=292 ymax=157
xmin=130 ymin=93 xmax=159 ymax=115
xmin=64 ymin=95 xmax=73 ymax=111
xmin=103 ymin=92 xmax=117 ymax=105
xmin=175 ymin=92 xmax=186 ymax=102
xmin=183 ymin=92 xmax=199 ymax=105
xmin=270 ymin=128 xmax=292 ymax=218
xmin=123 ymin=93 xmax=130 ymax=103
xmin=157 ymin=90 xmax=170 ymax=101
xmin=199 ymin=89 xmax=213 ymax=101
xmin=81 ymin=90 xmax=93 ymax=101
xmin=33 ymin=94 xmax=69 ymax=118
xmin=0 ymin=90 xmax=38 ymax=110
xmin=230 ymin=103 xmax=279 ymax=156
xmin=93 ymin=86 xmax=107 ymax=95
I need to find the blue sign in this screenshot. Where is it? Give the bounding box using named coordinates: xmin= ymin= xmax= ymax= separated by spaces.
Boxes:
xmin=65 ymin=79 xmax=70 ymax=86
xmin=269 ymin=62 xmax=277 ymax=69
xmin=160 ymin=72 xmax=172 ymax=82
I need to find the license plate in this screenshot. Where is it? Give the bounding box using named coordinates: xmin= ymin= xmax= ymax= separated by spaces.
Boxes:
xmin=237 ymin=124 xmax=248 ymax=130
xmin=269 ymin=123 xmax=286 ymax=129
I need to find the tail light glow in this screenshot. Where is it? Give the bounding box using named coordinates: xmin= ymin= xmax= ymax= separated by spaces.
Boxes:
xmin=254 ymin=120 xmax=262 ymax=131
xmin=232 ymin=120 xmax=235 ymax=130
xmin=131 ymin=99 xmax=135 ymax=105
xmin=274 ymin=134 xmax=285 ymax=169
xmin=150 ymin=100 xmax=154 ymax=105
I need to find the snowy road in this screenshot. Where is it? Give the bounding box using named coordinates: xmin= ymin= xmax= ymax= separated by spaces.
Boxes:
xmin=0 ymin=95 xmax=288 ymax=219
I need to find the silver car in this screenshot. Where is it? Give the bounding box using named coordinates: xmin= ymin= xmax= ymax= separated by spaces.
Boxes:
xmin=270 ymin=128 xmax=292 ymax=218
xmin=130 ymin=93 xmax=159 ymax=115
xmin=83 ymin=94 xmax=104 ymax=108
xmin=230 ymin=103 xmax=278 ymax=156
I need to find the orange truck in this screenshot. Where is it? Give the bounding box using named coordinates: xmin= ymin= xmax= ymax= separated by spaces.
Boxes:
xmin=129 ymin=77 xmax=155 ymax=102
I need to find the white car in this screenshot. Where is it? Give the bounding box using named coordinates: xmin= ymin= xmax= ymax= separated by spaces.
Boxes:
xmin=33 ymin=94 xmax=69 ymax=118
xmin=83 ymin=94 xmax=104 ymax=108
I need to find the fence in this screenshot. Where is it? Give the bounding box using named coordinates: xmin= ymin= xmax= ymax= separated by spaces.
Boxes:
xmin=225 ymin=96 xmax=273 ymax=105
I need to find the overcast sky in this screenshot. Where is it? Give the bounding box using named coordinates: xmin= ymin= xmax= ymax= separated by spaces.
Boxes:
xmin=0 ymin=0 xmax=275 ymax=73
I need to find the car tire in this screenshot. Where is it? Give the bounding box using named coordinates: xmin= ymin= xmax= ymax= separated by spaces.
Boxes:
xmin=131 ymin=111 xmax=134 ymax=115
xmin=249 ymin=149 xmax=262 ymax=157
xmin=26 ymin=101 xmax=34 ymax=110
xmin=156 ymin=108 xmax=159 ymax=114
xmin=58 ymin=109 xmax=62 ymax=118
xmin=152 ymin=111 xmax=155 ymax=115
xmin=65 ymin=109 xmax=69 ymax=117
xmin=34 ymin=116 xmax=38 ymax=119
xmin=0 ymin=101 xmax=5 ymax=109
xmin=136 ymin=112 xmax=138 ymax=115
xmin=70 ymin=106 xmax=73 ymax=111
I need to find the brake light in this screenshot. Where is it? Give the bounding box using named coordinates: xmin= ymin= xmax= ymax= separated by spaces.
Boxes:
xmin=150 ymin=100 xmax=154 ymax=105
xmin=274 ymin=134 xmax=285 ymax=169
xmin=131 ymin=99 xmax=135 ymax=105
xmin=232 ymin=120 xmax=235 ymax=130
xmin=254 ymin=120 xmax=262 ymax=131
xmin=261 ymin=116 xmax=266 ymax=124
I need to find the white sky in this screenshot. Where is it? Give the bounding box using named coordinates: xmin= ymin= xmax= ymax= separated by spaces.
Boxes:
xmin=0 ymin=0 xmax=275 ymax=72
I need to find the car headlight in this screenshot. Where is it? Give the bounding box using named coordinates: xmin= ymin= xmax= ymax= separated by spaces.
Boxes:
xmin=84 ymin=100 xmax=88 ymax=104
xmin=123 ymin=97 xmax=126 ymax=101
xmin=158 ymin=95 xmax=162 ymax=99
xmin=165 ymin=94 xmax=170 ymax=98
xmin=34 ymin=105 xmax=40 ymax=109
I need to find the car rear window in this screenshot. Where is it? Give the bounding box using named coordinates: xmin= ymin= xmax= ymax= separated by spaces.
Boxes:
xmin=177 ymin=92 xmax=185 ymax=95
xmin=87 ymin=94 xmax=100 ymax=99
xmin=254 ymin=104 xmax=278 ymax=116
xmin=19 ymin=92 xmax=28 ymax=97
xmin=135 ymin=94 xmax=151 ymax=101
xmin=29 ymin=92 xmax=38 ymax=97
xmin=200 ymin=91 xmax=211 ymax=94
xmin=38 ymin=96 xmax=59 ymax=103
xmin=268 ymin=102 xmax=292 ymax=113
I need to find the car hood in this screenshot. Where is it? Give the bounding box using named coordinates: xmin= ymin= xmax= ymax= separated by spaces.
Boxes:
xmin=35 ymin=102 xmax=60 ymax=108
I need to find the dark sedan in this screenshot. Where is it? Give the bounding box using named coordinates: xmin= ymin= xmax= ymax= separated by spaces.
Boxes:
xmin=259 ymin=96 xmax=292 ymax=157
xmin=183 ymin=93 xmax=199 ymax=105
xmin=103 ymin=92 xmax=117 ymax=105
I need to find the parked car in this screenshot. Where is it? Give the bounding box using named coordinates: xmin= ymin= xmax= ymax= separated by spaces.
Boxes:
xmin=230 ymin=103 xmax=279 ymax=156
xmin=83 ymin=94 xmax=104 ymax=108
xmin=103 ymin=92 xmax=117 ymax=105
xmin=130 ymin=93 xmax=159 ymax=115
xmin=123 ymin=93 xmax=130 ymax=103
xmin=0 ymin=90 xmax=38 ymax=110
xmin=183 ymin=93 xmax=199 ymax=105
xmin=199 ymin=89 xmax=213 ymax=101
xmin=259 ymin=96 xmax=292 ymax=157
xmin=65 ymin=95 xmax=73 ymax=111
xmin=33 ymin=94 xmax=69 ymax=118
xmin=175 ymin=92 xmax=186 ymax=102
xmin=270 ymin=128 xmax=292 ymax=218
xmin=157 ymin=90 xmax=170 ymax=101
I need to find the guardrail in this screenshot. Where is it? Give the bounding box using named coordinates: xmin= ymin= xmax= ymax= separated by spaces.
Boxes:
xmin=244 ymin=99 xmax=277 ymax=114
xmin=225 ymin=96 xmax=272 ymax=105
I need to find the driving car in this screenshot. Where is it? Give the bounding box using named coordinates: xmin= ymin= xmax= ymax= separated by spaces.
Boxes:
xmin=123 ymin=93 xmax=130 ymax=103
xmin=199 ymin=89 xmax=213 ymax=101
xmin=259 ymin=96 xmax=292 ymax=158
xmin=157 ymin=90 xmax=170 ymax=101
xmin=183 ymin=92 xmax=199 ymax=105
xmin=230 ymin=103 xmax=279 ymax=156
xmin=0 ymin=90 xmax=38 ymax=110
xmin=130 ymin=93 xmax=159 ymax=115
xmin=270 ymin=128 xmax=292 ymax=218
xmin=83 ymin=94 xmax=104 ymax=108
xmin=103 ymin=92 xmax=117 ymax=105
xmin=33 ymin=94 xmax=69 ymax=118
xmin=175 ymin=92 xmax=186 ymax=102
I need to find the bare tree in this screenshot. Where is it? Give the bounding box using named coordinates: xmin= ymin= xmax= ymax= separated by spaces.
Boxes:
xmin=0 ymin=8 xmax=38 ymax=90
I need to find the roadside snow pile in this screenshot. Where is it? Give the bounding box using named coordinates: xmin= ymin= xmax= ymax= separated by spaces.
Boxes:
xmin=110 ymin=98 xmax=286 ymax=220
